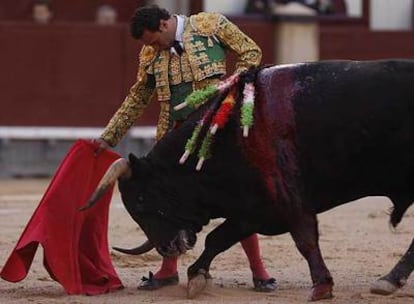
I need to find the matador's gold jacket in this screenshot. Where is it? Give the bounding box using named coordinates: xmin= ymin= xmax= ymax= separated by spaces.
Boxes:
xmin=101 ymin=12 xmax=262 ymax=147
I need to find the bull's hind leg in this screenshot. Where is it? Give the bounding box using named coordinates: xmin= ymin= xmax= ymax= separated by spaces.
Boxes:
xmin=371 ymin=238 xmax=414 ymax=295
xmin=370 ymin=195 xmax=414 ymax=295
xmin=289 ymin=212 xmax=334 ymax=301
xmin=186 ymin=219 xmax=257 ymax=299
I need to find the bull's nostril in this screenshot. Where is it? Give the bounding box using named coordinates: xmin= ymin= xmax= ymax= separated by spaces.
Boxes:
xmin=156 ymin=244 xmax=180 ymax=257
xmin=177 ymin=230 xmax=196 ymax=252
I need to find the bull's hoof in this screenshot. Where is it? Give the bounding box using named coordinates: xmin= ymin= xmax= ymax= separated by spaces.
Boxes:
xmin=370 ymin=279 xmax=399 ymax=295
xmin=308 ymin=283 xmax=334 ymax=301
xmin=187 ymin=269 xmax=212 ymax=299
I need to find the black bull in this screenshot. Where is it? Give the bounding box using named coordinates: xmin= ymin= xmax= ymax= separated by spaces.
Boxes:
xmin=84 ymin=60 xmax=414 ymax=300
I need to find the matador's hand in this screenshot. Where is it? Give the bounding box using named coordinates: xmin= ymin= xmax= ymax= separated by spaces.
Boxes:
xmin=91 ymin=138 xmax=110 ymax=157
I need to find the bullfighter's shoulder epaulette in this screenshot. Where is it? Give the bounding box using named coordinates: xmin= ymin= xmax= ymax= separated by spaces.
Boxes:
xmin=189 ymin=12 xmax=221 ymax=37
xmin=139 ymin=45 xmax=157 ymax=67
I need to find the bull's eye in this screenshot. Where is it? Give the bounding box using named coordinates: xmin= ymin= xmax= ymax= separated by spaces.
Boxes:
xmin=135 ymin=196 xmax=145 ymax=213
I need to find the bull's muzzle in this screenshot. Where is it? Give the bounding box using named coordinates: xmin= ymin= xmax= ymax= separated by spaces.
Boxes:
xmin=156 ymin=230 xmax=197 ymax=257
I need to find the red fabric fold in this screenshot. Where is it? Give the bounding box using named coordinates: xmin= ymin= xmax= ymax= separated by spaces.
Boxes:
xmin=1 ymin=139 xmax=123 ymax=295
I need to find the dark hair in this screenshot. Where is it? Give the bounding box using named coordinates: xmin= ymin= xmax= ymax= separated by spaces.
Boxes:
xmin=130 ymin=5 xmax=170 ymax=40
xmin=32 ymin=0 xmax=52 ymax=9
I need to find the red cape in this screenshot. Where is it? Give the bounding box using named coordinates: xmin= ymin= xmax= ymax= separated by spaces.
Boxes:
xmin=1 ymin=139 xmax=124 ymax=295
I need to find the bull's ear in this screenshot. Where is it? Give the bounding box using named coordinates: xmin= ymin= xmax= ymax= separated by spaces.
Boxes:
xmin=128 ymin=153 xmax=140 ymax=164
xmin=128 ymin=154 xmax=152 ymax=179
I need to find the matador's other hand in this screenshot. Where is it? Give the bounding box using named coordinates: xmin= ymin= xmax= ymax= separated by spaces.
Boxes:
xmin=91 ymin=138 xmax=110 ymax=157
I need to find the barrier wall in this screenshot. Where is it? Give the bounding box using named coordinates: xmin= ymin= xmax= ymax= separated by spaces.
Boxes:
xmin=0 ymin=0 xmax=145 ymax=22
xmin=0 ymin=19 xmax=275 ymax=127
xmin=0 ymin=18 xmax=275 ymax=177
xmin=0 ymin=22 xmax=158 ymax=127
xmin=1 ymin=17 xmax=413 ymax=129
xmin=1 ymin=13 xmax=414 ymax=177
xmin=320 ymin=23 xmax=414 ymax=59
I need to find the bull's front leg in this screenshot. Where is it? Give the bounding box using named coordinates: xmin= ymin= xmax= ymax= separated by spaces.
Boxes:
xmin=186 ymin=219 xmax=257 ymax=299
xmin=289 ymin=211 xmax=334 ymax=301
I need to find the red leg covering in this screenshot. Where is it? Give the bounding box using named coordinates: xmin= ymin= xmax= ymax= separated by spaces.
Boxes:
xmin=153 ymin=236 xmax=268 ymax=280
xmin=154 ymin=256 xmax=178 ymax=279
xmin=240 ymin=234 xmax=270 ymax=280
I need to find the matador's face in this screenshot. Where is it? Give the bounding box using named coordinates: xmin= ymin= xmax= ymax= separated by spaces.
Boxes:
xmin=140 ymin=19 xmax=174 ymax=52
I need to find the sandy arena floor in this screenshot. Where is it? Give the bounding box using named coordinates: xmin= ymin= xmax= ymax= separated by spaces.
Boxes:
xmin=1 ymin=178 xmax=414 ymax=303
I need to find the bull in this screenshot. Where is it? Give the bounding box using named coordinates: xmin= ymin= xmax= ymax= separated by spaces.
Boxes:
xmin=81 ymin=59 xmax=414 ymax=300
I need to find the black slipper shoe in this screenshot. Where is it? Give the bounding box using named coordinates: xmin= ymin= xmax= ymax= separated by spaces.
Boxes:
xmin=253 ymin=277 xmax=277 ymax=292
xmin=138 ymin=271 xmax=179 ymax=290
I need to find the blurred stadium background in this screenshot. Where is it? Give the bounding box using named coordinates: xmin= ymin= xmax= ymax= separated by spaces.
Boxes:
xmin=0 ymin=0 xmax=413 ymax=177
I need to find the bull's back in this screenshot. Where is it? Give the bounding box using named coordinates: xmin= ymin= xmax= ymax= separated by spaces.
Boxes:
xmin=256 ymin=60 xmax=414 ymax=208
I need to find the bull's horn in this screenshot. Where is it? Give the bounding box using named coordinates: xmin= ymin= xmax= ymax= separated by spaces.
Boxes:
xmin=78 ymin=158 xmax=131 ymax=211
xmin=112 ymin=240 xmax=154 ymax=255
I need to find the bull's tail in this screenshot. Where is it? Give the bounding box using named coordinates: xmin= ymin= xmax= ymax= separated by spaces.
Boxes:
xmin=389 ymin=199 xmax=414 ymax=228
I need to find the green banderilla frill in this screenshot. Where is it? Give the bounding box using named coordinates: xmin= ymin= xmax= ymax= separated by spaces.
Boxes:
xmin=241 ymin=102 xmax=254 ymax=128
xmin=174 ymin=85 xmax=218 ymax=111
xmin=196 ymin=132 xmax=214 ymax=171
xmin=179 ymin=123 xmax=203 ymax=164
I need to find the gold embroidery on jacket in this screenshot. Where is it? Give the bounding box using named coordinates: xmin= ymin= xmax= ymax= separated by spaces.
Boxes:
xmin=169 ymin=54 xmax=182 ymax=85
xmin=100 ymin=82 xmax=154 ymax=147
xmin=193 ymin=77 xmax=220 ymax=91
xmin=156 ymin=102 xmax=170 ymax=141
xmin=101 ymin=13 xmax=262 ymax=146
xmin=189 ymin=12 xmax=220 ymax=49
xmin=215 ymin=15 xmax=262 ymax=73
xmin=181 ymin=53 xmax=194 ymax=83
xmin=153 ymin=50 xmax=171 ymax=101
xmin=168 ymin=52 xmax=194 ymax=85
